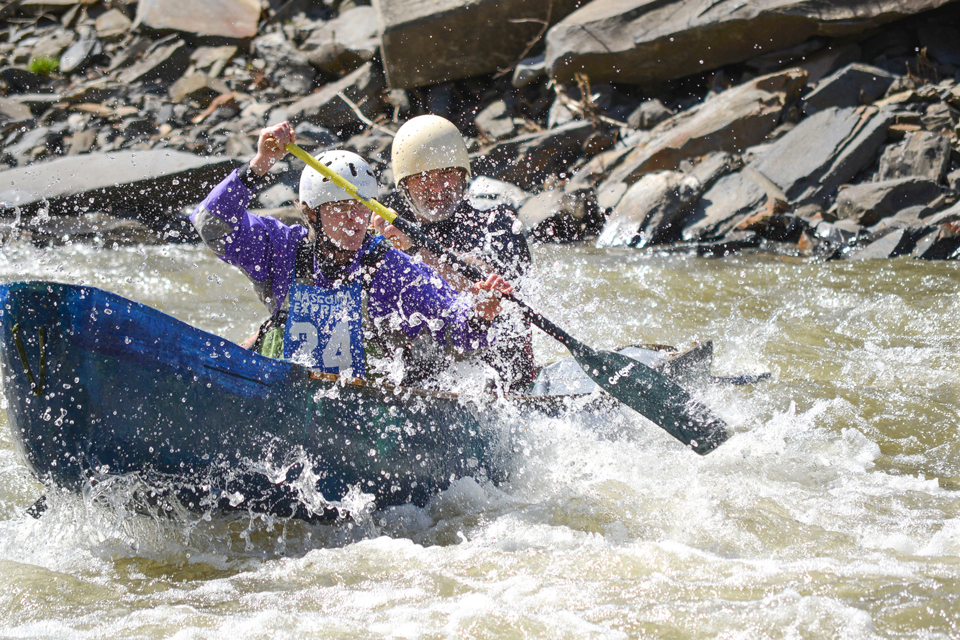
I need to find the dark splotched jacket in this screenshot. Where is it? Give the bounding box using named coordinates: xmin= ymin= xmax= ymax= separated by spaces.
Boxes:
xmin=419 ymin=200 xmax=532 ymax=282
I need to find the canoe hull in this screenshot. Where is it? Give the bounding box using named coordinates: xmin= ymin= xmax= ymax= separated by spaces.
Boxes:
xmin=0 ymin=282 xmax=513 ymax=518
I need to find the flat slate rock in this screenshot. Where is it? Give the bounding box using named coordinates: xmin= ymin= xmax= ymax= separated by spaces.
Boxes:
xmin=597 ymin=171 xmax=699 ymax=248
xmin=598 ymin=151 xmax=740 ymax=247
xmin=301 ymin=6 xmax=379 ymax=75
xmin=0 ymin=150 xmax=241 ymax=221
xmin=599 ymin=69 xmax=806 ymax=190
xmin=682 ymin=171 xmax=768 ymax=241
xmin=116 ymin=39 xmax=191 ymax=85
xmin=801 ymin=63 xmax=897 ymax=115
xmin=374 ymin=0 xmax=584 ymax=89
xmin=836 ymin=177 xmax=942 ymax=226
xmin=878 ymin=131 xmax=951 ymax=182
xmin=750 ymin=105 xmax=893 ymax=206
xmin=475 ymin=120 xmax=614 ymax=190
xmin=135 ymin=0 xmax=261 ymax=40
xmin=845 ymin=227 xmax=917 ymax=260
xmin=284 ymin=62 xmax=386 ymax=133
xmin=544 ymin=0 xmax=955 ymax=85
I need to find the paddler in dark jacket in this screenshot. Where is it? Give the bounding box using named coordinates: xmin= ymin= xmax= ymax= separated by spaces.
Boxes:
xmin=371 ymin=115 xmax=535 ymax=391
xmin=191 ymin=121 xmax=513 ymax=386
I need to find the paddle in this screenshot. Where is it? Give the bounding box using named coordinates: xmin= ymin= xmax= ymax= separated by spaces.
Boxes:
xmin=285 ymin=143 xmax=729 ymax=454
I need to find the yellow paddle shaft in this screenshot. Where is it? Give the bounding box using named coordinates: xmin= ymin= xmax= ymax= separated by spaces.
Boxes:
xmin=285 ymin=143 xmax=398 ymax=224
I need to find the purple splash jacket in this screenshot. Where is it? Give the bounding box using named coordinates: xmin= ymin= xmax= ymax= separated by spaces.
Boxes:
xmin=191 ymin=169 xmax=493 ymax=357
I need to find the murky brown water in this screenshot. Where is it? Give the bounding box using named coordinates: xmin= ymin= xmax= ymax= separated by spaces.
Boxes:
xmin=2 ymin=239 xmax=960 ymax=638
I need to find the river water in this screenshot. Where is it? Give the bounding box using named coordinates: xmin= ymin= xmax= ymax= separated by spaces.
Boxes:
xmin=1 ymin=238 xmax=959 ymax=638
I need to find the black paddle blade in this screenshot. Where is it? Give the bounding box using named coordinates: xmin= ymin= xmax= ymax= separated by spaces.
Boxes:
xmin=573 ymin=346 xmax=729 ymax=455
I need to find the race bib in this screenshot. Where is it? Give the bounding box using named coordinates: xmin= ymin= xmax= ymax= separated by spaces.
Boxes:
xmin=283 ymin=282 xmax=365 ymax=377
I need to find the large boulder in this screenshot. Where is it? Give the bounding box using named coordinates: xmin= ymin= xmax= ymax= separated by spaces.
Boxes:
xmin=681 ymin=104 xmax=894 ymax=240
xmin=597 ymin=151 xmax=741 ymax=247
xmin=301 ymin=6 xmax=379 ymax=75
xmin=598 ymin=68 xmax=807 ymax=191
xmin=372 ymin=0 xmax=586 ymax=89
xmin=475 ymin=120 xmax=616 ymax=190
xmin=253 ymin=32 xmax=316 ymax=95
xmin=115 ymin=38 xmax=192 ymax=85
xmin=836 ymin=177 xmax=942 ymax=225
xmin=283 ymin=62 xmax=387 ymax=134
xmin=878 ymin=131 xmax=951 ymax=182
xmin=681 ymin=170 xmax=770 ymax=241
xmin=0 ymin=150 xmax=241 ymax=228
xmin=749 ymin=106 xmax=894 ymax=206
xmin=517 ymin=187 xmax=599 ymax=241
xmin=597 ymin=171 xmax=700 ymax=248
xmin=800 ymin=63 xmax=897 ymax=114
xmin=135 ymin=0 xmax=261 ymax=40
xmin=544 ymin=0 xmax=956 ymax=86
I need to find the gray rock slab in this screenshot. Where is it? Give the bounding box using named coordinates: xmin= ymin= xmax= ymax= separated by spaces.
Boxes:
xmin=836 ymin=177 xmax=942 ymax=226
xmin=600 ymin=69 xmax=807 ymax=190
xmin=681 ymin=171 xmax=767 ymax=241
xmin=0 ymin=97 xmax=34 ymax=123
xmin=95 ymin=8 xmax=132 ymax=41
xmin=750 ymin=106 xmax=893 ymax=206
xmin=190 ymin=46 xmax=237 ymax=78
xmin=293 ymin=121 xmax=339 ymax=149
xmin=911 ymin=228 xmax=940 ymax=258
xmin=878 ymin=131 xmax=951 ymax=182
xmin=301 ymin=6 xmax=379 ymax=75
xmin=284 ymin=62 xmax=387 ymax=133
xmin=627 ymin=99 xmax=674 ymax=130
xmin=135 ymin=0 xmax=261 ymax=40
xmin=946 ymin=168 xmax=960 ymax=191
xmin=0 ymin=150 xmax=241 ymax=222
xmin=543 ymin=0 xmax=955 ymax=86
xmin=921 ymin=102 xmax=959 ymax=133
xmin=373 ymin=0 xmax=585 ymax=89
xmin=565 ymin=142 xmax=642 ymax=194
xmin=845 ymin=227 xmax=916 ymax=260
xmin=116 ymin=39 xmax=191 ymax=85
xmin=475 ymin=100 xmax=520 ymax=142
xmin=922 ymin=201 xmax=960 ymax=226
xmin=512 ymin=54 xmax=546 ymax=89
xmin=254 ymin=32 xmax=316 ymax=95
xmin=517 ymin=188 xmax=580 ymax=233
xmin=801 ymin=63 xmax=896 ymax=115
xmin=597 ymin=171 xmax=698 ymax=248
xmin=60 ymin=34 xmax=102 ymax=74
xmin=597 ymin=151 xmax=740 ymax=247
xmin=467 ymin=176 xmax=531 ymax=214
xmin=170 ymin=73 xmax=229 ymax=105
xmin=3 ymin=126 xmax=54 ymax=167
xmin=476 ymin=120 xmax=614 ymax=190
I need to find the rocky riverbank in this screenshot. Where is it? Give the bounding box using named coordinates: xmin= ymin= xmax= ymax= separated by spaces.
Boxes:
xmin=3 ymin=0 xmax=960 ymax=261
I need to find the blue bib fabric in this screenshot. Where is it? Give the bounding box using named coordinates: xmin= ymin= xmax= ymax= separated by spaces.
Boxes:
xmin=283 ymin=281 xmax=365 ymax=378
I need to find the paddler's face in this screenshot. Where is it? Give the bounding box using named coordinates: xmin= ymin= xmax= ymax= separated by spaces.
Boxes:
xmin=404 ymin=167 xmax=466 ymax=223
xmin=314 ymin=200 xmax=369 ymax=251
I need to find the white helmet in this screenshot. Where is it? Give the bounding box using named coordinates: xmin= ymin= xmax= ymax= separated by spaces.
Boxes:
xmin=299 ymin=150 xmax=378 ymax=209
xmin=392 ymin=115 xmax=471 ymax=186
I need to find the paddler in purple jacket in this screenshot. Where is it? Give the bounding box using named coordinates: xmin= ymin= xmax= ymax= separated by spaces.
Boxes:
xmin=191 ymin=121 xmax=513 ymax=385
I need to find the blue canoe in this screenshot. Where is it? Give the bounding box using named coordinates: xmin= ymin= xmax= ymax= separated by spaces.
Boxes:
xmin=0 ymin=281 xmax=716 ymax=519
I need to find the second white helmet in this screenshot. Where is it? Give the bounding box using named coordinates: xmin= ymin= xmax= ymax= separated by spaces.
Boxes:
xmin=299 ymin=150 xmax=378 ymax=209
